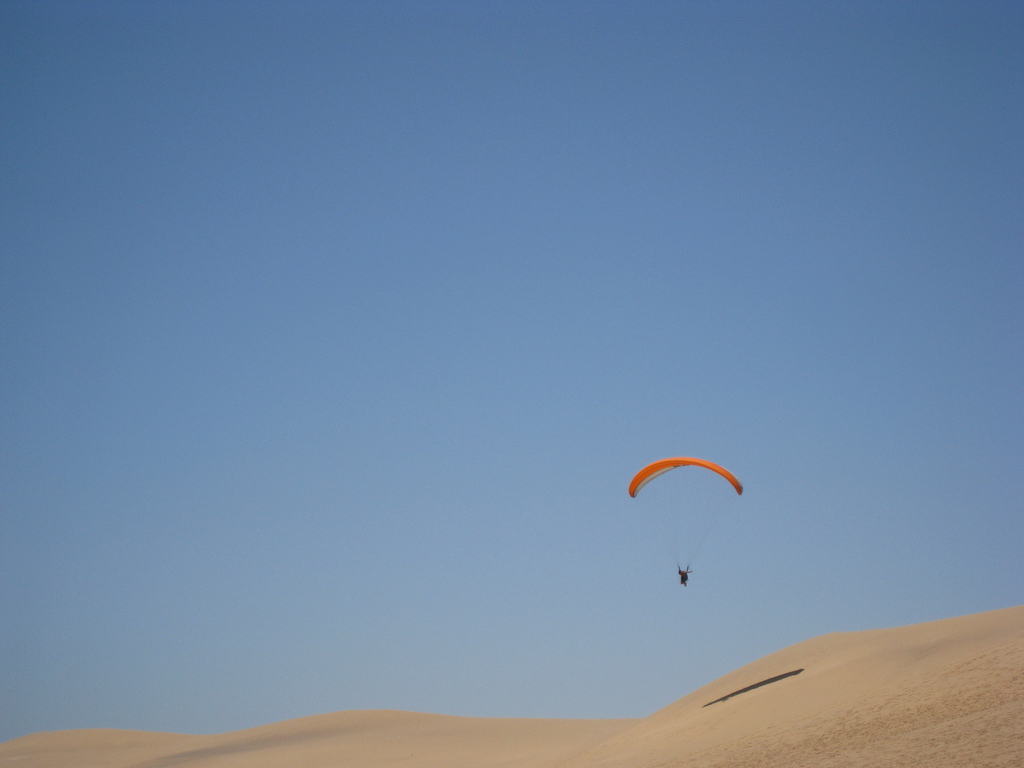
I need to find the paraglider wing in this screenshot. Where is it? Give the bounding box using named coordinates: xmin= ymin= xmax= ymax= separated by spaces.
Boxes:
xmin=629 ymin=457 xmax=743 ymax=497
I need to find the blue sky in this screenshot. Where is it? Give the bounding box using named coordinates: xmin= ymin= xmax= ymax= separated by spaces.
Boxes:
xmin=2 ymin=1 xmax=1022 ymax=742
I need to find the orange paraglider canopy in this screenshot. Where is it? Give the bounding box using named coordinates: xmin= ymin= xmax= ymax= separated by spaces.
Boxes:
xmin=629 ymin=457 xmax=743 ymax=497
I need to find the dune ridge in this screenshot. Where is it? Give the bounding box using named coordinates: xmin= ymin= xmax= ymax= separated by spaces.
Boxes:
xmin=0 ymin=712 xmax=636 ymax=768
xmin=3 ymin=604 xmax=1022 ymax=768
xmin=553 ymin=604 xmax=1024 ymax=767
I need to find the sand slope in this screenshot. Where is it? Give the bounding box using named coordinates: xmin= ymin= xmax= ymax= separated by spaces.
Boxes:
xmin=3 ymin=604 xmax=1022 ymax=768
xmin=554 ymin=603 xmax=1024 ymax=768
xmin=0 ymin=712 xmax=636 ymax=768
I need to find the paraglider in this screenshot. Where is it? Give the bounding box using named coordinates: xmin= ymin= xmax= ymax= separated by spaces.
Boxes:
xmin=678 ymin=566 xmax=692 ymax=586
xmin=629 ymin=457 xmax=743 ymax=585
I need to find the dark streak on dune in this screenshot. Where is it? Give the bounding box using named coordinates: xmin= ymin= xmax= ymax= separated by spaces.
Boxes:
xmin=702 ymin=668 xmax=804 ymax=707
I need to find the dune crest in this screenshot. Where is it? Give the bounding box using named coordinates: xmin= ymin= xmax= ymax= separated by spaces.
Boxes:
xmin=553 ymin=604 xmax=1024 ymax=767
xmin=0 ymin=711 xmax=636 ymax=768
xmin=3 ymin=605 xmax=1022 ymax=768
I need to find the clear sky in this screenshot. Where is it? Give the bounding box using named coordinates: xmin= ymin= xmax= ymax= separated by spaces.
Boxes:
xmin=2 ymin=0 xmax=1022 ymax=743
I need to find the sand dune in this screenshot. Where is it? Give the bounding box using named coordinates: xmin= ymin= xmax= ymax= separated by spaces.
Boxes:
xmin=0 ymin=712 xmax=636 ymax=768
xmin=554 ymin=604 xmax=1024 ymax=767
xmin=3 ymin=604 xmax=1022 ymax=768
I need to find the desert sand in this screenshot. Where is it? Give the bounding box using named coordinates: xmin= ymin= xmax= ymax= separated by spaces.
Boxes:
xmin=3 ymin=604 xmax=1022 ymax=768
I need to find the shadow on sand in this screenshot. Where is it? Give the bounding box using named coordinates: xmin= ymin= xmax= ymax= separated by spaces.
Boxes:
xmin=703 ymin=668 xmax=804 ymax=708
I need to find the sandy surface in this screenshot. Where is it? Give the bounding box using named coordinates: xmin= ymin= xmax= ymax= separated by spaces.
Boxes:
xmin=3 ymin=604 xmax=1022 ymax=768
xmin=0 ymin=712 xmax=636 ymax=768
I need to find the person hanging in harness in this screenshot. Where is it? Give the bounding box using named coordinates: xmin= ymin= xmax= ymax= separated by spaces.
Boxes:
xmin=678 ymin=566 xmax=692 ymax=586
